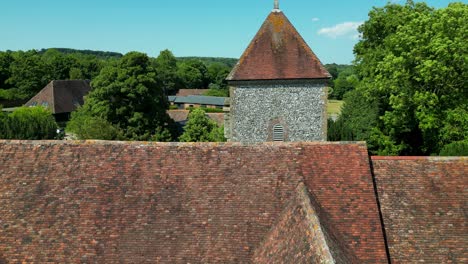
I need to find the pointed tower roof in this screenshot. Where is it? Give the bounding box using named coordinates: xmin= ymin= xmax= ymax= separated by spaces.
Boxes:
xmin=227 ymin=10 xmax=331 ymax=81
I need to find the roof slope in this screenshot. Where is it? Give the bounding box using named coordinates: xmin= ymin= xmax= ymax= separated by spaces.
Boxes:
xmin=0 ymin=141 xmax=387 ymax=263
xmin=372 ymin=156 xmax=468 ymax=263
xmin=173 ymin=95 xmax=226 ymax=106
xmin=25 ymin=80 xmax=91 ymax=114
xmin=227 ymin=11 xmax=331 ymax=81
xmin=176 ymin=89 xmax=209 ymax=97
xmin=253 ymin=183 xmax=359 ymax=263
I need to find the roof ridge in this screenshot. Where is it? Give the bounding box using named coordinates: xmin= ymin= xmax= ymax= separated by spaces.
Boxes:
xmin=298 ymin=183 xmax=359 ymax=263
xmin=253 ymin=182 xmax=359 ymax=262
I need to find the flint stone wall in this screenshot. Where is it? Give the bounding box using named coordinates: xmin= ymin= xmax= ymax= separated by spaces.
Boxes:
xmin=229 ymin=80 xmax=328 ymax=143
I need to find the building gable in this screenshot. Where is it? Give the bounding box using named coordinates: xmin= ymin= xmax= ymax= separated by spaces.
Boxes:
xmin=25 ymin=80 xmax=91 ymax=114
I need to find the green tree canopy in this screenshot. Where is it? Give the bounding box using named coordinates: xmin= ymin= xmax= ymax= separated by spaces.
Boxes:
xmin=0 ymin=49 xmax=109 ymax=103
xmin=207 ymin=63 xmax=230 ymax=88
xmin=0 ymin=106 xmax=57 ymax=140
xmin=177 ymin=59 xmax=209 ymax=89
xmin=66 ymin=52 xmax=175 ymax=141
xmin=0 ymin=52 xmax=13 ymax=89
xmin=153 ymin=49 xmax=180 ymax=95
xmin=179 ymin=108 xmax=225 ymax=142
xmin=330 ymin=67 xmax=358 ymax=100
xmin=5 ymin=50 xmax=49 ymax=100
xmin=66 ymin=111 xmax=123 ymax=140
xmin=350 ymin=1 xmax=467 ymax=155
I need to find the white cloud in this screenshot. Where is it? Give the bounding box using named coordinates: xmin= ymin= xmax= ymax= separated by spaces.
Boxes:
xmin=318 ymin=21 xmax=363 ymax=39
xmin=312 ymin=17 xmax=320 ymax=22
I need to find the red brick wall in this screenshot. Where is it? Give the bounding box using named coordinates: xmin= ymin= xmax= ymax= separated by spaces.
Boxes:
xmin=0 ymin=141 xmax=387 ymax=263
xmin=372 ymin=157 xmax=468 ymax=263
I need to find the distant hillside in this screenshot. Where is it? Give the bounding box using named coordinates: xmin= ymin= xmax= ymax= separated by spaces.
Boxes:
xmin=324 ymin=63 xmax=353 ymax=80
xmin=177 ymin=57 xmax=238 ymax=68
xmin=38 ymin=48 xmax=123 ymax=59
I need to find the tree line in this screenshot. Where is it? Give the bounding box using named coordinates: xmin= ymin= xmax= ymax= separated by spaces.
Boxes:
xmin=0 ymin=106 xmax=57 ymax=140
xmin=329 ymin=1 xmax=467 ymax=156
xmin=65 ymin=52 xmax=226 ymax=142
xmin=0 ymin=48 xmax=232 ymax=107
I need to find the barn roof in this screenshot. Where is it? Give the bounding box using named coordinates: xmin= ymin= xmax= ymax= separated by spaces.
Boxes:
xmin=172 ymin=95 xmax=227 ymax=106
xmin=227 ymin=10 xmax=331 ymax=81
xmin=24 ymin=80 xmax=91 ymax=114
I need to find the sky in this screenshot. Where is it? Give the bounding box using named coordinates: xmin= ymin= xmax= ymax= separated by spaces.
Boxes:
xmin=0 ymin=0 xmax=463 ymax=64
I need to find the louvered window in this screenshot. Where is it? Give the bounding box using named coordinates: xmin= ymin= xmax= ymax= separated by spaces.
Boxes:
xmin=273 ymin=124 xmax=284 ymax=141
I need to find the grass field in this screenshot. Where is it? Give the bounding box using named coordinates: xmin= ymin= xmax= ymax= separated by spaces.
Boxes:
xmin=327 ymin=100 xmax=344 ymax=117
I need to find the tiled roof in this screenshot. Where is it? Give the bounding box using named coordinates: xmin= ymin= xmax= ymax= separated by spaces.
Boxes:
xmin=227 ymin=11 xmax=331 ymax=81
xmin=372 ymin=156 xmax=468 ymax=263
xmin=24 ymin=80 xmax=91 ymax=114
xmin=253 ymin=183 xmax=359 ymax=263
xmin=0 ymin=141 xmax=387 ymax=263
xmin=176 ymin=89 xmax=209 ymax=97
xmin=206 ymin=113 xmax=225 ymax=127
xmin=167 ymin=110 xmax=189 ymax=122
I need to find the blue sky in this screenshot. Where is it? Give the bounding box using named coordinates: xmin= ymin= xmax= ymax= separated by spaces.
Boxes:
xmin=1 ymin=0 xmax=463 ymax=64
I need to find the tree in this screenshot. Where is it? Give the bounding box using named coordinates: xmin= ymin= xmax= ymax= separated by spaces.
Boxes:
xmin=66 ymin=52 xmax=175 ymax=141
xmin=0 ymin=49 xmax=113 ymax=106
xmin=179 ymin=108 xmax=226 ymax=142
xmin=6 ymin=50 xmax=49 ymax=100
xmin=324 ymin=64 xmax=339 ymax=80
xmin=177 ymin=59 xmax=208 ymax=89
xmin=0 ymin=52 xmax=13 ymax=89
xmin=69 ymin=67 xmax=86 ymax=80
xmin=66 ymin=111 xmax=123 ymax=140
xmin=0 ymin=106 xmax=9 ymax=138
xmin=0 ymin=106 xmax=57 ymax=139
xmin=204 ymin=88 xmax=229 ymax=97
xmin=68 ymin=53 xmax=105 ymax=80
xmin=42 ymin=49 xmax=76 ymax=81
xmin=439 ymin=140 xmax=468 ymax=156
xmin=352 ymin=1 xmax=467 ymax=155
xmin=153 ymin=49 xmax=180 ymax=95
xmin=207 ymin=63 xmax=230 ymax=88
xmin=330 ymin=67 xmax=358 ymax=100
xmin=329 ymin=89 xmax=379 ymax=146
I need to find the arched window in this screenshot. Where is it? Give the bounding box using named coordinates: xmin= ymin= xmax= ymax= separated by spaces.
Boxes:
xmin=273 ymin=124 xmax=284 ymax=142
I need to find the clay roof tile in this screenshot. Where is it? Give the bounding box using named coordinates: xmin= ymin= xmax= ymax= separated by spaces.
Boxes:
xmin=227 ymin=11 xmax=331 ymax=81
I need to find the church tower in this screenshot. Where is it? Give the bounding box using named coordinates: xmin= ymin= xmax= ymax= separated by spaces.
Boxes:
xmin=225 ymin=2 xmax=331 ymax=142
